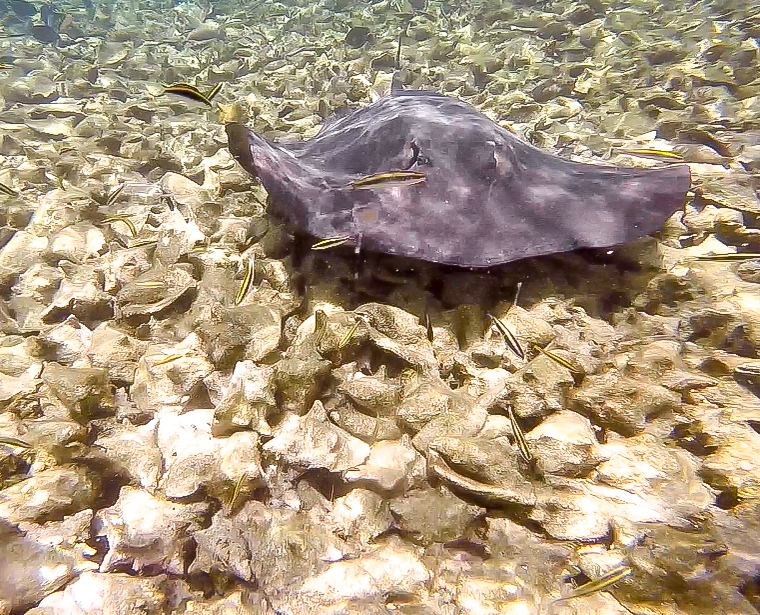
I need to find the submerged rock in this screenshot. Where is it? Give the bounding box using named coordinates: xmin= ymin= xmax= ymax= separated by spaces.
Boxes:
xmin=273 ymin=352 xmax=331 ymax=415
xmin=390 ymin=485 xmax=484 ymax=545
xmin=130 ymin=333 xmax=214 ymax=416
xmin=282 ymin=537 xmax=429 ymax=613
xmin=0 ymin=511 xmax=97 ymax=613
xmin=191 ymin=498 xmax=351 ymax=592
xmin=328 ymin=489 xmax=393 ymax=546
xmin=570 ymin=371 xmax=681 ymax=436
xmin=41 ymin=363 xmax=112 ymax=420
xmin=526 ymin=409 xmax=604 ymax=477
xmin=95 ymin=487 xmax=208 ymax=574
xmin=428 ymin=436 xmax=537 ymax=506
xmin=263 ymin=400 xmax=370 ymax=472
xmin=0 ymin=466 xmax=96 ymax=525
xmin=343 ymin=436 xmax=425 ymax=494
xmin=27 ymin=571 xmax=173 ymax=615
xmin=594 ymin=433 xmax=714 ymax=518
xmin=212 ymin=361 xmax=276 ymax=436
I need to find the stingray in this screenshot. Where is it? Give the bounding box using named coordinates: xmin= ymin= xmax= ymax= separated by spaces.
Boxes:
xmin=226 ymin=65 xmax=690 ymax=268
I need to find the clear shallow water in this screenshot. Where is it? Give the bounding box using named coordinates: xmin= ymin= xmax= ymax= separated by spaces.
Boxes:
xmin=0 ymin=0 xmax=760 ymax=613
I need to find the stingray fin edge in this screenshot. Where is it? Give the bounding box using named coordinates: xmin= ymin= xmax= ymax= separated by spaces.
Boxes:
xmin=225 ymin=122 xmax=258 ymax=177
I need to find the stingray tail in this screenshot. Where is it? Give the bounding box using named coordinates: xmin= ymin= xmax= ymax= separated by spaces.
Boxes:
xmin=390 ymin=23 xmax=409 ymax=95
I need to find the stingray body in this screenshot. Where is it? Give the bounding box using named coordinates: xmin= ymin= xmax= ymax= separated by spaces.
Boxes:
xmin=226 ymin=89 xmax=690 ymax=267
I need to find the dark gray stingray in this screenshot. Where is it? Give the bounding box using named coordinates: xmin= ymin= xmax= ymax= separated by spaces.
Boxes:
xmin=226 ymin=90 xmax=690 ymax=268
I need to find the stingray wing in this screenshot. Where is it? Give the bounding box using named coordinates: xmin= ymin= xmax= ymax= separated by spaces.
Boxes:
xmin=344 ymin=140 xmax=690 ymax=266
xmin=226 ymin=122 xmax=360 ymax=240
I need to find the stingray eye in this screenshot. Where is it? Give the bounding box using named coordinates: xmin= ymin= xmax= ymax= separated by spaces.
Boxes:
xmin=402 ymin=140 xmax=420 ymax=169
xmin=493 ymin=150 xmax=505 ymax=174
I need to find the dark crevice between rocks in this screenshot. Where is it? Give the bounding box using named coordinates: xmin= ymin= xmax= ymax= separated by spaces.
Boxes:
xmin=699 ymin=357 xmax=733 ymax=377
xmin=517 ymin=517 xmax=555 ymax=541
xmin=184 ymin=382 xmax=213 ymax=413
xmin=297 ymin=467 xmax=353 ymax=502
xmin=736 ymin=377 xmax=760 ymax=399
xmin=0 ymin=454 xmax=30 ymax=490
xmin=90 ymin=473 xmax=128 ymax=512
xmin=443 ymin=537 xmax=492 ymax=561
xmin=85 ymin=474 xmax=129 ymax=567
xmin=166 ymin=484 xmax=215 ymax=509
xmin=739 ymin=574 xmax=760 ymax=613
xmin=185 ymin=569 xmax=260 ymax=601
xmin=183 ymin=536 xmax=198 ymax=576
xmin=723 ymin=326 xmax=758 ymax=358
xmin=433 ymin=481 xmax=538 ymax=526
xmin=364 ymin=347 xmax=418 ymax=379
xmin=222 ymin=485 xmax=270 ymax=517
xmin=137 ymin=156 xmax=183 ymax=177
xmin=562 ymin=569 xmax=592 ymax=590
xmin=670 ymin=423 xmax=720 ymax=456
xmin=371 ymin=525 xmax=403 ymax=544
xmin=715 ymin=487 xmax=742 ymax=510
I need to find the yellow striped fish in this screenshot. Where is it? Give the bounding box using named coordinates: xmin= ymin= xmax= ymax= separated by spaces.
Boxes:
xmin=349 ymin=170 xmax=426 ymax=189
xmin=206 ymin=83 xmax=223 ymax=101
xmin=311 ymin=235 xmax=351 ymax=250
xmin=103 ymin=215 xmax=137 ymax=237
xmin=487 ymin=313 xmax=524 ymax=359
xmin=338 ymin=317 xmax=361 ymax=349
xmin=163 ymin=83 xmax=213 ymax=106
xmin=313 ymin=309 xmax=328 ymax=347
xmin=553 ymin=565 xmax=632 ymax=604
xmin=235 ymin=257 xmax=254 ymax=305
xmin=0 ymin=182 xmax=18 ymax=197
xmin=106 ymin=183 xmax=125 ymax=206
xmin=425 ymin=312 xmax=434 ymax=343
xmin=507 ymin=405 xmax=532 ymax=463
xmin=153 ymin=353 xmax=183 ymax=366
xmin=129 ymin=238 xmax=159 ymax=248
xmin=225 ymin=472 xmax=249 ymax=514
xmin=0 ymin=435 xmax=31 ymax=449
xmin=616 ymin=148 xmax=685 ymax=162
xmin=531 ymin=343 xmax=579 ymax=374
xmin=694 ymin=253 xmax=760 ymax=262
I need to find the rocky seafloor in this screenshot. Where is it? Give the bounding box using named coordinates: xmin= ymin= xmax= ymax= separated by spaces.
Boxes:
xmin=2 ymin=0 xmax=760 ymax=612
